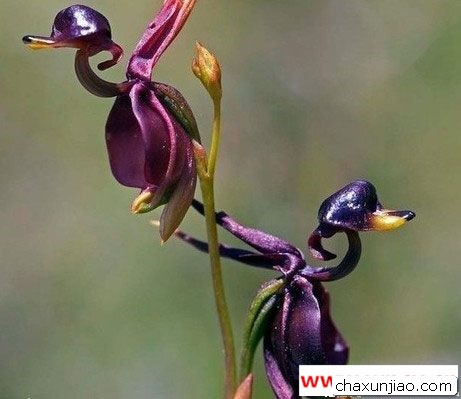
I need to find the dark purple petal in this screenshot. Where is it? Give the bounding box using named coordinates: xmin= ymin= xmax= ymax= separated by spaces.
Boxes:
xmin=263 ymin=340 xmax=295 ymax=399
xmin=191 ymin=200 xmax=304 ymax=259
xmin=105 ymin=89 xmax=148 ymax=188
xmin=264 ymin=276 xmax=348 ymax=398
xmin=130 ymin=83 xmax=177 ymax=190
xmin=106 ymin=82 xmax=182 ymax=198
xmin=173 ymin=229 xmax=293 ymax=269
xmin=127 ymin=0 xmax=197 ymax=80
xmin=264 ymin=287 xmax=296 ymax=399
xmin=285 ymin=277 xmax=325 ymax=372
xmin=313 ymin=282 xmax=349 ymax=364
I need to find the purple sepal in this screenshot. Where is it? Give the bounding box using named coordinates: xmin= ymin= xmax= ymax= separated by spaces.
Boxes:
xmin=127 ymin=0 xmax=197 ymax=81
xmin=107 ymin=82 xmax=176 ymax=190
xmin=264 ymin=276 xmax=348 ymax=399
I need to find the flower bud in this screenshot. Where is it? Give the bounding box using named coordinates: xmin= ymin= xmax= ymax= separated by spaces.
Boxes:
xmin=192 ymin=42 xmax=222 ymax=102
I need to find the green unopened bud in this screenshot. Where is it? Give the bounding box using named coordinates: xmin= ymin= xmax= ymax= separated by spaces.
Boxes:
xmin=192 ymin=42 xmax=222 ymax=102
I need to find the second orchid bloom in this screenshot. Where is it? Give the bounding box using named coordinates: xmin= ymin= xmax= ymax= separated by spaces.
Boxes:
xmin=24 ymin=0 xmax=199 ymax=241
xmin=178 ymin=180 xmax=414 ymax=399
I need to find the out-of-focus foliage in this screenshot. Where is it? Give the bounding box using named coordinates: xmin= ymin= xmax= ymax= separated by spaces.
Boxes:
xmin=1 ymin=1 xmax=460 ymax=397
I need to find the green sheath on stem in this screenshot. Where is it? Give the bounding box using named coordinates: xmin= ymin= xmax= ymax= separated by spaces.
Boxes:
xmin=240 ymin=279 xmax=284 ymax=381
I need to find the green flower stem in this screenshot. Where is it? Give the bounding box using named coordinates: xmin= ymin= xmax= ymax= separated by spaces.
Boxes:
xmin=207 ymin=99 xmax=221 ymax=177
xmin=196 ymin=97 xmax=236 ymax=399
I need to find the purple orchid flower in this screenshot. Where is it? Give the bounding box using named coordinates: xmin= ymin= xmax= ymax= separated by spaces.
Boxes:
xmin=176 ymin=180 xmax=414 ymax=399
xmin=23 ymin=1 xmax=199 ymax=241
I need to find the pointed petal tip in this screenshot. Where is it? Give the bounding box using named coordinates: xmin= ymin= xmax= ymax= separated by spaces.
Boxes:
xmin=309 ymin=247 xmax=337 ymax=261
xmin=159 ymin=228 xmax=173 ymax=244
xmin=131 ymin=190 xmax=156 ymax=214
xmin=96 ymin=43 xmax=124 ymax=71
xmin=22 ymin=35 xmax=56 ymax=49
xmin=159 ymin=210 xmax=182 ymax=243
xmin=307 ymin=228 xmax=338 ymax=261
xmin=403 ymin=210 xmax=416 ymax=221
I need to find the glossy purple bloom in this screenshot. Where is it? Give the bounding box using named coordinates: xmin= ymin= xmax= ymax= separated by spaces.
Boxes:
xmin=23 ymin=1 xmax=199 ymax=240
xmin=176 ymin=180 xmax=414 ymax=399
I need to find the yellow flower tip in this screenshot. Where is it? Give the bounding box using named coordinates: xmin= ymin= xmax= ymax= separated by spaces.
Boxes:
xmin=370 ymin=209 xmax=416 ymax=231
xmin=22 ymin=35 xmax=56 ymax=50
xmin=131 ymin=190 xmax=155 ymax=214
xmin=192 ymin=41 xmax=222 ymax=102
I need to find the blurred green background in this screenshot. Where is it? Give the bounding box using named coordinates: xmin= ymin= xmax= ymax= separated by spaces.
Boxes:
xmin=2 ymin=0 xmax=460 ymax=397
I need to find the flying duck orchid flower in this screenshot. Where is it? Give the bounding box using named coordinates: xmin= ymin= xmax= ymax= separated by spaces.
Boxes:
xmin=173 ymin=180 xmax=414 ymax=399
xmin=23 ymin=1 xmax=200 ymax=241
